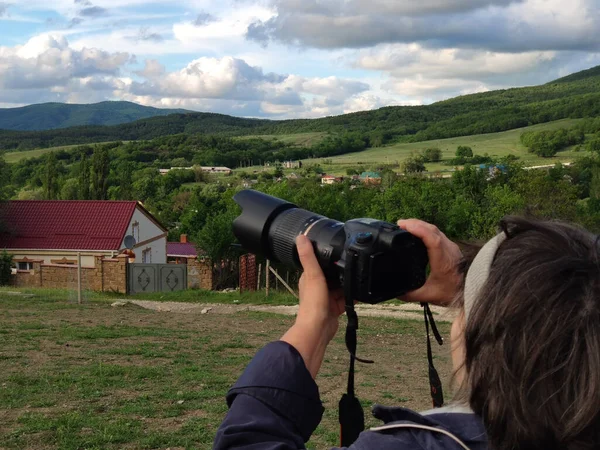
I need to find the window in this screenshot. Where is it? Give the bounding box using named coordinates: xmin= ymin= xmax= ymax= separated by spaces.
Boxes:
xmin=142 ymin=248 xmax=152 ymax=264
xmin=132 ymin=221 xmax=140 ymax=243
xmin=18 ymin=262 xmax=34 ymax=271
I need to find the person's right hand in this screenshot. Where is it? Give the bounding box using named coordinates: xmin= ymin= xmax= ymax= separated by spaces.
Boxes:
xmin=397 ymin=219 xmax=462 ymax=306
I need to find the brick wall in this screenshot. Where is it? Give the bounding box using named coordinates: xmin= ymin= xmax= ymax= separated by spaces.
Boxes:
xmin=187 ymin=258 xmax=214 ymax=290
xmin=10 ymin=257 xmax=127 ymax=294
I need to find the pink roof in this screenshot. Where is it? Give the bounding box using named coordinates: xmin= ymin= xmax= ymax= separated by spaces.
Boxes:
xmin=0 ymin=201 xmax=140 ymax=251
xmin=167 ymin=242 xmax=198 ymax=257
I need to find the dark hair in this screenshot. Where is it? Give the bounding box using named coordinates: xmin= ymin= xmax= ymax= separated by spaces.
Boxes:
xmin=462 ymin=216 xmax=600 ymax=450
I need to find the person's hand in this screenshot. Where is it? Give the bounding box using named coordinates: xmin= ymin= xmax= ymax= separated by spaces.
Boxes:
xmin=280 ymin=235 xmax=345 ymax=378
xmin=295 ymin=235 xmax=345 ymax=342
xmin=397 ymin=219 xmax=462 ymax=306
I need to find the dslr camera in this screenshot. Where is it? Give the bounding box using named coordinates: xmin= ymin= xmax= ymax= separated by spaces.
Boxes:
xmin=232 ymin=190 xmax=428 ymax=304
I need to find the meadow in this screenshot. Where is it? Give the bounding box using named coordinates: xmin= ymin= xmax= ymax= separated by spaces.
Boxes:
xmin=0 ymin=290 xmax=451 ymax=449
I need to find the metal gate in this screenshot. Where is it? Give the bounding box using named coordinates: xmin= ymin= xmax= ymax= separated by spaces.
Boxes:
xmin=128 ymin=264 xmax=187 ymax=294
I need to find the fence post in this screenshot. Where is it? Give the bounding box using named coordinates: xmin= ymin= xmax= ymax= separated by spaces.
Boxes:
xmin=77 ymin=252 xmax=82 ymax=305
xmin=257 ymin=264 xmax=262 ymax=291
xmin=265 ymin=259 xmax=270 ymax=297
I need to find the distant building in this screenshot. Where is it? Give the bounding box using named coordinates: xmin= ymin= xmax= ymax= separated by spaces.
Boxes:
xmin=321 ymin=175 xmax=344 ymax=185
xmin=200 ymin=166 xmax=232 ymax=175
xmin=286 ymin=173 xmax=301 ymax=180
xmin=160 ymin=166 xmax=232 ymax=176
xmin=167 ymin=234 xmax=200 ymax=264
xmin=359 ymin=171 xmax=382 ymax=185
xmin=283 ymin=161 xmax=302 ymax=169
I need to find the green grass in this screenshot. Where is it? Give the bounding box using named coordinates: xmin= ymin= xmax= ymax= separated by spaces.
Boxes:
xmin=0 ymin=293 xmax=451 ymax=449
xmin=5 ymin=142 xmax=128 ymax=164
xmin=301 ymin=118 xmax=587 ymax=175
xmin=0 ymin=286 xmax=299 ymax=306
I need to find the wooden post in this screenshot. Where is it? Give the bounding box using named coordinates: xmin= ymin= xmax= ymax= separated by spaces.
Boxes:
xmin=257 ymin=264 xmax=262 ymax=291
xmin=269 ymin=266 xmax=298 ymax=299
xmin=77 ymin=252 xmax=82 ymax=305
xmin=265 ymin=260 xmax=270 ymax=297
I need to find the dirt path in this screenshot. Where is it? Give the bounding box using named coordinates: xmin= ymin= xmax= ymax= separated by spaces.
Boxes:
xmin=125 ymin=300 xmax=456 ymax=323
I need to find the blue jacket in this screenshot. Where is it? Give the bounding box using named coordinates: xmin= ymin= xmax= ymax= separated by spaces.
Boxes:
xmin=214 ymin=341 xmax=488 ymax=449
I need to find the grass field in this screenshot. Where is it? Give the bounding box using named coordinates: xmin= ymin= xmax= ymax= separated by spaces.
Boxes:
xmin=0 ymin=292 xmax=451 ymax=449
xmin=5 ymin=142 xmax=128 ymax=164
xmin=302 ymin=118 xmax=587 ymax=175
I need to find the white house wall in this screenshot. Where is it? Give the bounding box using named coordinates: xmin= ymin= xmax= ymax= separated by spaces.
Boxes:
xmin=122 ymin=207 xmax=167 ymax=264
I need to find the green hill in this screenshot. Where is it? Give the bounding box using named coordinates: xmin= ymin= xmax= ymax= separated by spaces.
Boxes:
xmin=2 ymin=64 xmax=600 ymax=152
xmin=0 ymin=101 xmax=191 ymax=131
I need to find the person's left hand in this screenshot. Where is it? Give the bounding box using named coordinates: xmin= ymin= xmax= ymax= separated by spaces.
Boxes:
xmin=295 ymin=235 xmax=345 ymax=343
xmin=280 ymin=235 xmax=345 ymax=379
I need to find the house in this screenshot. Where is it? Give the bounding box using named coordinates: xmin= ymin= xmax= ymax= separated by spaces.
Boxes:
xmin=201 ymin=166 xmax=232 ymax=175
xmin=167 ymin=234 xmax=199 ymax=264
xmin=283 ymin=161 xmax=302 ymax=169
xmin=0 ymin=201 xmax=168 ymax=269
xmin=160 ymin=167 xmax=193 ymax=175
xmin=321 ymin=175 xmax=343 ymax=185
xmin=286 ymin=173 xmax=301 ymax=180
xmin=359 ymin=171 xmax=382 ymax=185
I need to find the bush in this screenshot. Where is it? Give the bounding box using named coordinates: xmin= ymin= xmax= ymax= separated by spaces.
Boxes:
xmin=423 ymin=147 xmax=442 ymax=162
xmin=403 ymin=156 xmax=426 ymax=173
xmin=0 ymin=250 xmax=13 ymax=286
xmin=456 ymin=146 xmax=473 ymax=158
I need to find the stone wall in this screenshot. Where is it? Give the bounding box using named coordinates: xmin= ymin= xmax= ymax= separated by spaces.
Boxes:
xmin=10 ymin=257 xmax=127 ymax=294
xmin=187 ymin=258 xmax=214 ymax=290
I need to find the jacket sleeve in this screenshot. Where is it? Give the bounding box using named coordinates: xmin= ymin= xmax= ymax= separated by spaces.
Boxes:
xmin=213 ymin=341 xmax=326 ymax=450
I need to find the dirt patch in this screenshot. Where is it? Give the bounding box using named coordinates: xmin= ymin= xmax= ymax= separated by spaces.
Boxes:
xmin=126 ymin=300 xmax=456 ymax=323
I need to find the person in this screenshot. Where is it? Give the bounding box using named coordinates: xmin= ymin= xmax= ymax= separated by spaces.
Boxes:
xmin=214 ymin=217 xmax=600 ymax=449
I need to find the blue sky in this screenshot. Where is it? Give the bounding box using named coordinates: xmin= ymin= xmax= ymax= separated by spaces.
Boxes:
xmin=0 ymin=0 xmax=599 ymax=118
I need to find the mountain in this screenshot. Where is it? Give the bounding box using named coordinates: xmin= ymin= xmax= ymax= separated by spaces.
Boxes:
xmin=0 ymin=101 xmax=191 ymax=131
xmin=2 ymin=65 xmax=600 ymax=152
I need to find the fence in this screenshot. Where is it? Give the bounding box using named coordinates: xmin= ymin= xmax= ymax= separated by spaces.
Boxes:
xmin=9 ymin=256 xmax=128 ymax=293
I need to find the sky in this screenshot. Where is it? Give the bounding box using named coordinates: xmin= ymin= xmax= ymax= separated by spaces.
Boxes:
xmin=0 ymin=0 xmax=599 ymax=119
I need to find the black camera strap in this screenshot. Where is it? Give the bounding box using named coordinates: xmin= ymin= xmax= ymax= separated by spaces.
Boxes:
xmin=339 ymin=250 xmax=373 ymax=447
xmin=423 ymin=303 xmax=444 ymax=408
xmin=338 ymin=252 xmax=445 ymax=447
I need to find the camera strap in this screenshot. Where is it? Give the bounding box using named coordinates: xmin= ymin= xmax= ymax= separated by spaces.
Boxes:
xmin=338 ymin=251 xmax=445 ymax=446
xmin=339 ymin=250 xmax=373 ymax=447
xmin=423 ymin=303 xmax=444 ymax=408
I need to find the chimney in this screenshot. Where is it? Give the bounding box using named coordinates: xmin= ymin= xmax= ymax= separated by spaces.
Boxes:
xmin=180 ymin=234 xmax=188 ymax=244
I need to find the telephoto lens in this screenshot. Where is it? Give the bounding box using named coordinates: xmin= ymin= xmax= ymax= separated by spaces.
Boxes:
xmin=232 ymin=189 xmax=428 ymax=303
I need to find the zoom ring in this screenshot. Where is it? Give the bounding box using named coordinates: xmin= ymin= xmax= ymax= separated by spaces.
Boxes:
xmin=271 ymin=209 xmax=321 ymax=266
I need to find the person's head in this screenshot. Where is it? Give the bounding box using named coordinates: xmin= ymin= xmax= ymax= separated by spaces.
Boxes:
xmin=451 ymin=216 xmax=600 ymax=449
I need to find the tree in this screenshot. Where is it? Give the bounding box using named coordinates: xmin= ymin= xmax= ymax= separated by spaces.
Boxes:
xmin=423 ymin=147 xmax=442 ymax=162
xmin=78 ymin=152 xmax=91 ymax=200
xmin=273 ymin=163 xmax=284 ymax=179
xmin=60 ymin=178 xmax=79 ymax=200
xmin=91 ymin=145 xmax=110 ymax=200
xmin=0 ymin=250 xmax=12 ymax=286
xmin=117 ymin=162 xmax=134 ymax=200
xmin=346 ymin=168 xmax=359 ymax=176
xmin=402 ymin=156 xmax=426 ymax=174
xmin=195 ymin=209 xmax=238 ymax=262
xmin=456 ymin=146 xmax=473 ymax=158
xmin=43 ymin=152 xmax=59 ymax=200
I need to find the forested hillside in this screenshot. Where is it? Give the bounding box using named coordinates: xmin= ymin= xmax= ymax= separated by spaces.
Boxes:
xmin=2 ymin=65 xmax=600 ymax=152
xmin=0 ymin=101 xmax=190 ymax=132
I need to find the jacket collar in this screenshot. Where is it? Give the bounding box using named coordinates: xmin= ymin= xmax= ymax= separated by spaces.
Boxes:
xmin=371 ymin=404 xmax=487 ymax=444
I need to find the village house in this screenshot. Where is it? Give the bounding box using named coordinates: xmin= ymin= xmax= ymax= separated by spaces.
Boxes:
xmin=359 ymin=171 xmax=382 ymax=185
xmin=167 ymin=234 xmax=199 ymax=264
xmin=159 ymin=166 xmax=232 ymax=176
xmin=321 ymin=174 xmax=344 ymax=185
xmin=0 ymin=200 xmax=168 ymax=269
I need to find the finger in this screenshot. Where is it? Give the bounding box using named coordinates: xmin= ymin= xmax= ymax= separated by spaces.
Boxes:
xmin=397 ymin=219 xmax=443 ymax=251
xmin=296 ymin=235 xmax=324 ymax=280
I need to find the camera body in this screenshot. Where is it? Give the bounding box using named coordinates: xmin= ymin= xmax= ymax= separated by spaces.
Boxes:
xmin=232 ymin=190 xmax=428 ymax=304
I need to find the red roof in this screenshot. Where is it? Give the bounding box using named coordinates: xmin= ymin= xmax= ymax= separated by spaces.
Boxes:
xmin=167 ymin=242 xmax=198 ymax=257
xmin=0 ymin=201 xmax=139 ymax=251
